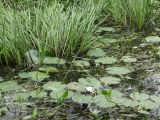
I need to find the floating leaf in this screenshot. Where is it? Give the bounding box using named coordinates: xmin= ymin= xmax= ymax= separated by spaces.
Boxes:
xmin=50 ymin=89 xmax=68 ymax=100
xmin=94 ymin=94 xmax=115 ymax=108
xmin=43 ymin=57 xmax=66 ymax=65
xmin=73 ymin=60 xmax=90 ymax=67
xmin=145 ymin=36 xmax=160 ymax=43
xmin=39 ymin=66 xmax=58 ymax=73
xmin=0 ymin=77 xmax=4 ymax=82
xmin=87 ymin=48 xmax=105 ymax=57
xmin=122 ymin=99 xmax=139 ymax=107
xmin=43 ymin=81 xmax=66 ymax=92
xmin=100 ymin=76 xmax=121 ymax=85
xmin=67 ymin=82 xmax=86 ymax=92
xmin=122 ymin=56 xmax=137 ymax=63
xmin=0 ymin=81 xmax=22 ymax=92
xmin=30 ymin=90 xmax=47 ymax=98
xmin=138 ymin=110 xmax=150 ymax=115
xmin=100 ymin=38 xmax=118 ymax=44
xmin=139 ymin=100 xmax=158 ymax=109
xmin=12 ymin=92 xmax=30 ymax=100
xmin=72 ymin=94 xmax=94 ymax=104
xmin=19 ymin=71 xmax=49 ymax=82
xmin=95 ymin=56 xmax=117 ymax=65
xmin=78 ymin=77 xmax=101 ymax=89
xmin=97 ymin=27 xmax=115 ymax=33
xmin=106 ymin=67 xmax=131 ymax=75
xmin=150 ymin=95 xmax=160 ymax=103
xmin=130 ymin=92 xmax=149 ymax=101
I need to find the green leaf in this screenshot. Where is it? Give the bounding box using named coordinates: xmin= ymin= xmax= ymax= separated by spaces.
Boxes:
xmin=145 ymin=36 xmax=160 ymax=43
xmin=130 ymin=92 xmax=149 ymax=101
xmin=100 ymin=76 xmax=121 ymax=85
xmin=94 ymin=94 xmax=115 ymax=108
xmin=39 ymin=66 xmax=58 ymax=73
xmin=95 ymin=56 xmax=117 ymax=65
xmin=97 ymin=27 xmax=115 ymax=33
xmin=18 ymin=71 xmax=49 ymax=82
xmin=106 ymin=67 xmax=131 ymax=75
xmin=73 ymin=60 xmax=90 ymax=67
xmin=72 ymin=94 xmax=94 ymax=104
xmin=87 ymin=48 xmax=105 ymax=57
xmin=0 ymin=81 xmax=22 ymax=92
xmin=78 ymin=77 xmax=101 ymax=89
xmin=43 ymin=81 xmax=66 ymax=92
xmin=67 ymin=82 xmax=86 ymax=92
xmin=122 ymin=56 xmax=137 ymax=63
xmin=150 ymin=95 xmax=160 ymax=103
xmin=43 ymin=57 xmax=66 ymax=65
xmin=139 ymin=100 xmax=158 ymax=109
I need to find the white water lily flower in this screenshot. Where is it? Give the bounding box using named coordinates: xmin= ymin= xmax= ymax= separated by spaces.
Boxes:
xmin=86 ymin=87 xmax=95 ymax=93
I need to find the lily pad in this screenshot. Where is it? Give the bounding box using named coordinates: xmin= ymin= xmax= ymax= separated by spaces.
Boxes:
xmin=50 ymin=89 xmax=68 ymax=100
xmin=43 ymin=81 xmax=66 ymax=92
xmin=94 ymin=94 xmax=115 ymax=108
xmin=87 ymin=48 xmax=105 ymax=57
xmin=39 ymin=66 xmax=58 ymax=73
xmin=72 ymin=94 xmax=94 ymax=104
xmin=67 ymin=82 xmax=86 ymax=92
xmin=122 ymin=99 xmax=139 ymax=107
xmin=106 ymin=67 xmax=131 ymax=75
xmin=100 ymin=76 xmax=121 ymax=85
xmin=43 ymin=57 xmax=66 ymax=65
xmin=122 ymin=56 xmax=137 ymax=63
xmin=78 ymin=77 xmax=101 ymax=89
xmin=139 ymin=100 xmax=158 ymax=109
xmin=95 ymin=56 xmax=117 ymax=65
xmin=73 ymin=60 xmax=90 ymax=67
xmin=97 ymin=27 xmax=115 ymax=33
xmin=0 ymin=81 xmax=22 ymax=92
xmin=150 ymin=95 xmax=160 ymax=103
xmin=130 ymin=92 xmax=149 ymax=101
xmin=145 ymin=36 xmax=160 ymax=43
xmin=18 ymin=71 xmax=49 ymax=82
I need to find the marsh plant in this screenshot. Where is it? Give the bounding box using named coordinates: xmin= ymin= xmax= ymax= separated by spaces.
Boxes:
xmin=106 ymin=0 xmax=156 ymax=30
xmin=0 ymin=0 xmax=104 ymax=64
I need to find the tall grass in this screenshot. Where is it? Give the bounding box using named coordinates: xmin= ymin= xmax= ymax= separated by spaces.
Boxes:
xmin=106 ymin=0 xmax=155 ymax=30
xmin=0 ymin=0 xmax=104 ymax=65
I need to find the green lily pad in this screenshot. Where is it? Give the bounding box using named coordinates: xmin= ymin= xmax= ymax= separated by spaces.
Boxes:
xmin=100 ymin=38 xmax=118 ymax=44
xmin=150 ymin=95 xmax=160 ymax=103
xmin=0 ymin=77 xmax=4 ymax=82
xmin=130 ymin=92 xmax=149 ymax=101
xmin=111 ymin=90 xmax=123 ymax=98
xmin=18 ymin=71 xmax=49 ymax=82
xmin=67 ymin=82 xmax=86 ymax=92
xmin=122 ymin=99 xmax=139 ymax=107
xmin=73 ymin=60 xmax=90 ymax=67
xmin=100 ymin=76 xmax=121 ymax=85
xmin=30 ymin=90 xmax=47 ymax=98
xmin=72 ymin=94 xmax=94 ymax=104
xmin=78 ymin=77 xmax=101 ymax=89
xmin=0 ymin=81 xmax=22 ymax=92
xmin=39 ymin=66 xmax=58 ymax=73
xmin=87 ymin=48 xmax=105 ymax=57
xmin=139 ymin=100 xmax=158 ymax=109
xmin=43 ymin=81 xmax=66 ymax=92
xmin=94 ymin=94 xmax=115 ymax=108
xmin=50 ymin=89 xmax=68 ymax=100
xmin=145 ymin=36 xmax=160 ymax=43
xmin=43 ymin=57 xmax=66 ymax=65
xmin=97 ymin=27 xmax=115 ymax=33
xmin=95 ymin=56 xmax=117 ymax=65
xmin=106 ymin=67 xmax=131 ymax=75
xmin=12 ymin=92 xmax=30 ymax=100
xmin=122 ymin=56 xmax=137 ymax=63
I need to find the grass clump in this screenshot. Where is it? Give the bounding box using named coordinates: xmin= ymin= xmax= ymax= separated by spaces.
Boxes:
xmin=0 ymin=0 xmax=104 ymax=65
xmin=106 ymin=0 xmax=156 ymax=30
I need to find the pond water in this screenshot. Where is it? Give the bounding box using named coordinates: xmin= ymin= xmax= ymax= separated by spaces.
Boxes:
xmin=1 ymin=30 xmax=160 ymax=120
